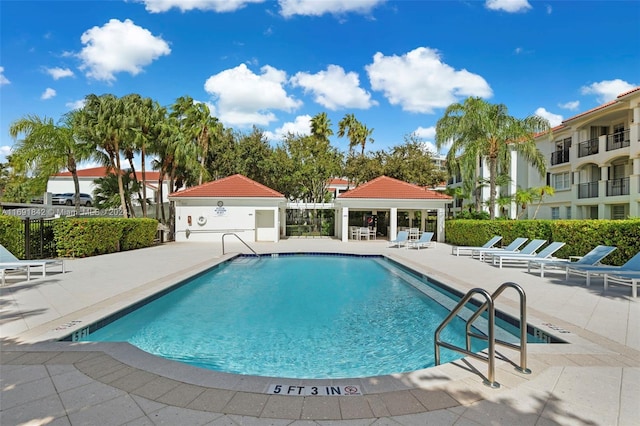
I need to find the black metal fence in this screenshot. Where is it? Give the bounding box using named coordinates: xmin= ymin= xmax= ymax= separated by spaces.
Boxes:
xmin=20 ymin=218 xmax=58 ymax=260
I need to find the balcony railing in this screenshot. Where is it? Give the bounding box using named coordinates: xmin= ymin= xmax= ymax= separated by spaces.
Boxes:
xmin=578 ymin=181 xmax=599 ymax=199
xmin=606 ymin=129 xmax=630 ymax=151
xmin=606 ymin=177 xmax=630 ymax=196
xmin=578 ymin=138 xmax=599 ymax=157
xmin=550 ymin=149 xmax=570 ymax=165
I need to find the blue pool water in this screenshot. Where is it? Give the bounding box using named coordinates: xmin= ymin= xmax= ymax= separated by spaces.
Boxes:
xmin=79 ymin=255 xmax=502 ymax=379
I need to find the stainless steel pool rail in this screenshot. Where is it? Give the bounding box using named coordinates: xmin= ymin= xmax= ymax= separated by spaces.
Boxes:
xmin=222 ymin=233 xmax=260 ymax=257
xmin=434 ymin=282 xmax=530 ymax=388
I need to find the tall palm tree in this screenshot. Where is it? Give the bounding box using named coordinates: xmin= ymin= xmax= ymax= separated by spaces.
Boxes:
xmin=337 ymin=113 xmax=359 ymax=154
xmin=436 ymin=97 xmax=549 ymax=219
xmin=310 ymin=112 xmax=333 ymax=142
xmin=9 ymin=111 xmax=93 ymax=215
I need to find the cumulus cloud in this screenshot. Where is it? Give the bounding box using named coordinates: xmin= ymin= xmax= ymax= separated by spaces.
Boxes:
xmin=264 ymin=115 xmax=312 ymax=141
xmin=66 ymin=99 xmax=86 ymax=110
xmin=41 ymin=88 xmax=56 ymax=100
xmin=136 ymin=0 xmax=265 ymax=13
xmin=366 ymin=47 xmax=492 ymax=114
xmin=46 ymin=67 xmax=74 ymax=80
xmin=291 ymin=65 xmax=377 ymax=110
xmin=581 ymin=79 xmax=637 ymax=103
xmin=412 ymin=126 xmax=436 ymax=140
xmin=558 ymin=100 xmax=579 ymax=111
xmin=0 ymin=67 xmax=9 ymax=85
xmin=534 ymin=107 xmax=563 ymax=127
xmin=78 ymin=19 xmax=171 ymax=82
xmin=204 ymin=64 xmax=302 ymax=127
xmin=485 ymin=0 xmax=532 ymax=13
xmin=279 ymin=0 xmax=385 ymax=17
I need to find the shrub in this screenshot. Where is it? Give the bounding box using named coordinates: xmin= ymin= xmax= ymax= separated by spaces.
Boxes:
xmin=0 ymin=215 xmax=24 ymax=258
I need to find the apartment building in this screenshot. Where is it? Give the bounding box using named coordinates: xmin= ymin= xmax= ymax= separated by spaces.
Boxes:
xmin=527 ymin=87 xmax=640 ymax=220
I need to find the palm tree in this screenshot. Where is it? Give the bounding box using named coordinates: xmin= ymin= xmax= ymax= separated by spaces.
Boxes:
xmin=514 ymin=187 xmax=535 ymax=219
xmin=9 ymin=111 xmax=94 ymax=215
xmin=436 ymin=97 xmax=549 ymax=219
xmin=531 ymin=185 xmax=555 ymax=219
xmin=337 ymin=114 xmax=374 ymax=156
xmin=310 ymin=112 xmax=333 ymax=142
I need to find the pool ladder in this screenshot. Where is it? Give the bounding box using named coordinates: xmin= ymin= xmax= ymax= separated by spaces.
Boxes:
xmin=222 ymin=233 xmax=260 ymax=257
xmin=434 ymin=282 xmax=531 ymax=388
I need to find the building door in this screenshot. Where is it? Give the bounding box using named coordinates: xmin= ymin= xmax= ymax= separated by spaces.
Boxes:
xmin=255 ymin=210 xmax=275 ymax=241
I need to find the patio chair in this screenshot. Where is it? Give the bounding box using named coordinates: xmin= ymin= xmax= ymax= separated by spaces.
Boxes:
xmin=527 ymin=245 xmax=617 ymax=278
xmin=407 ymin=232 xmax=435 ymax=250
xmin=0 ymin=243 xmax=65 ymax=279
xmin=565 ymin=251 xmax=640 ymax=287
xmin=388 ymin=231 xmax=409 ymax=248
xmin=451 ymin=235 xmax=502 ymax=256
xmin=1 ymin=265 xmax=31 ymax=286
xmin=603 ymin=271 xmax=639 ymax=298
xmin=489 ymin=241 xmax=565 ymax=269
xmin=471 ymin=237 xmax=528 ymax=261
xmin=483 ymin=239 xmax=546 ymax=263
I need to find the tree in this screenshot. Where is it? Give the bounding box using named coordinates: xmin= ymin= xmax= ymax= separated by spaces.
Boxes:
xmin=531 ymin=185 xmax=555 ymax=219
xmin=9 ymin=111 xmax=93 ymax=215
xmin=514 ymin=187 xmax=535 ymax=219
xmin=383 ymin=134 xmax=447 ymax=187
xmin=310 ymin=112 xmax=333 ymax=142
xmin=93 ymin=170 xmax=138 ymax=216
xmin=436 ymin=97 xmax=549 ymax=219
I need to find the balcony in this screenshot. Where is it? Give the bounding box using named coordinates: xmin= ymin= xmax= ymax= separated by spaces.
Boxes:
xmin=550 ymin=149 xmax=570 ymax=165
xmin=606 ymin=177 xmax=630 ymax=196
xmin=578 ymin=181 xmax=598 ymax=199
xmin=606 ymin=129 xmax=630 ymax=151
xmin=578 ymin=138 xmax=599 ymax=158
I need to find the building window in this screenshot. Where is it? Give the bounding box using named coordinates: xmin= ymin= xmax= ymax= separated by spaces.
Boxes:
xmin=612 ymin=205 xmax=626 ymax=220
xmin=566 ymin=206 xmax=572 ymax=219
xmin=551 ymin=207 xmax=560 ymax=220
xmin=552 ymin=172 xmax=571 ymax=190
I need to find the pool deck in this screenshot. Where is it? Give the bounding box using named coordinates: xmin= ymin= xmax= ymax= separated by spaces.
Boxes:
xmin=1 ymin=238 xmax=638 ymax=425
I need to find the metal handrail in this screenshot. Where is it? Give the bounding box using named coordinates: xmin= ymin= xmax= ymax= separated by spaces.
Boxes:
xmin=434 ymin=288 xmax=499 ymax=388
xmin=434 ymin=283 xmax=531 ymax=388
xmin=465 ymin=282 xmax=531 ymax=375
xmin=222 ymin=233 xmax=260 ymax=257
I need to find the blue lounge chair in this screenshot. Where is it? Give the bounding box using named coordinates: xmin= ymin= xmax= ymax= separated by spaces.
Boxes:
xmin=388 ymin=231 xmax=409 ymax=248
xmin=472 ymin=237 xmax=528 ymax=261
xmin=451 ymin=235 xmax=502 ymax=256
xmin=565 ymin=251 xmax=640 ymax=287
xmin=527 ymin=245 xmax=617 ymax=278
xmin=0 ymin=243 xmax=65 ymax=282
xmin=603 ymin=271 xmax=640 ymax=298
xmin=484 ymin=239 xmax=547 ymax=264
xmin=407 ymin=232 xmax=435 ymax=250
xmin=489 ymin=241 xmax=565 ymax=269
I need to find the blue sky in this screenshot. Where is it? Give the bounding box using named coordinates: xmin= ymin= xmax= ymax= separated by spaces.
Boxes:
xmin=1 ymin=0 xmax=639 ymax=165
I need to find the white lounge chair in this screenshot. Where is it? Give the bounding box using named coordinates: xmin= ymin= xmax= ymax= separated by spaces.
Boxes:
xmin=388 ymin=231 xmax=409 ymax=248
xmin=407 ymin=232 xmax=435 ymax=250
xmin=484 ymin=239 xmax=547 ymax=264
xmin=0 ymin=243 xmax=65 ymax=281
xmin=451 ymin=235 xmax=502 ymax=256
xmin=472 ymin=237 xmax=528 ymax=261
xmin=603 ymin=271 xmax=639 ymax=298
xmin=565 ymin=251 xmax=640 ymax=287
xmin=527 ymin=245 xmax=617 ymax=278
xmin=1 ymin=265 xmax=31 ymax=286
xmin=489 ymin=241 xmax=565 ymax=269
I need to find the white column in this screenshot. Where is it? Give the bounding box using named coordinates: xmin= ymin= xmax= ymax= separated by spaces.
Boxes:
xmin=341 ymin=207 xmax=349 ymax=242
xmin=436 ymin=208 xmax=445 ymax=242
xmin=509 ymin=150 xmax=517 ymax=219
xmin=389 ymin=208 xmax=398 ymax=240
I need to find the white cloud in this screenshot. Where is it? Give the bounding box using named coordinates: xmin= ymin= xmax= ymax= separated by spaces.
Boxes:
xmin=412 ymin=126 xmax=436 ymax=140
xmin=485 ymin=0 xmax=532 ymax=13
xmin=204 ymin=64 xmax=302 ymax=127
xmin=46 ymin=67 xmax=74 ymax=80
xmin=66 ymin=99 xmax=86 ymax=110
xmin=78 ymin=19 xmax=171 ymax=82
xmin=558 ymin=100 xmax=579 ymax=111
xmin=534 ymin=107 xmax=563 ymax=127
xmin=278 ymin=0 xmax=385 ymax=17
xmin=136 ymin=0 xmax=265 ymax=13
xmin=291 ymin=65 xmax=377 ymax=110
xmin=265 ymin=114 xmax=312 ymax=141
xmin=581 ymin=79 xmax=636 ymax=103
xmin=366 ymin=47 xmax=492 ymax=114
xmin=0 ymin=66 xmax=9 ymax=85
xmin=0 ymin=145 xmax=12 ymax=162
xmin=41 ymin=88 xmax=57 ymax=100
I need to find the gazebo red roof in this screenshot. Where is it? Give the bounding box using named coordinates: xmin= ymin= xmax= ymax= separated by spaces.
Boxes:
xmin=169 ymin=174 xmax=284 ymax=198
xmin=338 ymin=176 xmax=451 ymax=200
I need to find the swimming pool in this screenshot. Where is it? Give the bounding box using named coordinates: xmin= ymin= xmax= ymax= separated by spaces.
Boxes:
xmin=74 ymin=254 xmax=536 ymax=379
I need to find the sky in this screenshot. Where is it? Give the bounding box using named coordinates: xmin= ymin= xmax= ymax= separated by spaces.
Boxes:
xmin=1 ymin=0 xmax=639 ymax=166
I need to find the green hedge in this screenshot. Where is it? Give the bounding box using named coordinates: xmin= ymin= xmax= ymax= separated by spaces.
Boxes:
xmin=0 ymin=215 xmax=24 ymax=258
xmin=446 ymin=219 xmax=640 ymax=266
xmin=53 ymin=218 xmax=158 ymax=258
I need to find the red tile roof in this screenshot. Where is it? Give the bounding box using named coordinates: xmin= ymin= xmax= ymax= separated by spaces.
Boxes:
xmin=338 ymin=176 xmax=451 ymax=200
xmin=563 ymin=86 xmax=639 ymax=124
xmin=170 ymin=174 xmax=284 ymax=198
xmin=54 ymin=166 xmax=161 ymax=180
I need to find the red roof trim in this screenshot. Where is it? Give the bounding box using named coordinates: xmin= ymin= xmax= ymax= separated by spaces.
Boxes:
xmin=338 ymin=176 xmax=451 ymax=200
xmin=169 ymin=174 xmax=285 ymax=198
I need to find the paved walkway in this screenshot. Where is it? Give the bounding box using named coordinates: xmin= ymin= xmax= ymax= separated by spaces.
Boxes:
xmin=1 ymin=239 xmax=638 ymax=425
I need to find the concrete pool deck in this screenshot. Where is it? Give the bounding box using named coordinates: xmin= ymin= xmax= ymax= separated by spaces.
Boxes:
xmin=1 ymin=238 xmax=638 ymax=425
